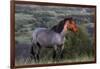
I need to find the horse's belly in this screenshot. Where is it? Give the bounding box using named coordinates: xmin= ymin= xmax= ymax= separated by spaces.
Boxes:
xmin=37 ymin=37 xmax=63 ymax=48
xmin=37 ymin=38 xmax=53 ymax=47
xmin=37 ymin=36 xmax=57 ymax=47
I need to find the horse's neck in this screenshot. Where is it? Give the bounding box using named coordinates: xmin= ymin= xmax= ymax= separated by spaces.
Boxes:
xmin=60 ymin=25 xmax=68 ymax=37
xmin=60 ymin=29 xmax=67 ymax=38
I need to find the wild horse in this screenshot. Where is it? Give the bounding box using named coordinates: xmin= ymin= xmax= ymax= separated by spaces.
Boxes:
xmin=30 ymin=17 xmax=78 ymax=63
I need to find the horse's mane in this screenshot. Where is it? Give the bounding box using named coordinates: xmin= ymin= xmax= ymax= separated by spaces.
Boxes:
xmin=51 ymin=17 xmax=73 ymax=33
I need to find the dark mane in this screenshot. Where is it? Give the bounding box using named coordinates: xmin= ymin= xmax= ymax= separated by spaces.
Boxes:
xmin=51 ymin=17 xmax=73 ymax=33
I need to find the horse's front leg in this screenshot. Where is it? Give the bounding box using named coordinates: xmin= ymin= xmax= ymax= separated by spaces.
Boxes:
xmin=53 ymin=44 xmax=64 ymax=62
xmin=52 ymin=45 xmax=57 ymax=62
xmin=60 ymin=45 xmax=64 ymax=59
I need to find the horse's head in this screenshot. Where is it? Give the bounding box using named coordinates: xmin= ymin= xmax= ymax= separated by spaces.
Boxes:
xmin=51 ymin=17 xmax=78 ymax=33
xmin=64 ymin=17 xmax=78 ymax=32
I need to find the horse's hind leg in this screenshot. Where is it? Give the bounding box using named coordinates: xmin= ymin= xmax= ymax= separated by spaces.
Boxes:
xmin=30 ymin=43 xmax=38 ymax=63
xmin=30 ymin=45 xmax=36 ymax=63
xmin=30 ymin=42 xmax=41 ymax=63
xmin=36 ymin=49 xmax=40 ymax=63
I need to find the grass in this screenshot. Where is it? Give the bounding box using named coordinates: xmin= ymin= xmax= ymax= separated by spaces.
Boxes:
xmin=15 ymin=50 xmax=95 ymax=66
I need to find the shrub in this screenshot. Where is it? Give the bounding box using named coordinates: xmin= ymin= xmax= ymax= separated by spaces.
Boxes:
xmin=64 ymin=25 xmax=94 ymax=59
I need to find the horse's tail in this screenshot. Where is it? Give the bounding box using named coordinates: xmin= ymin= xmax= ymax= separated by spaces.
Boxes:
xmin=32 ymin=29 xmax=38 ymax=44
xmin=30 ymin=37 xmax=33 ymax=43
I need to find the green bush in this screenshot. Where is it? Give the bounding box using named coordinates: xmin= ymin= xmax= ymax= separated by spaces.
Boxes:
xmin=64 ymin=25 xmax=94 ymax=59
